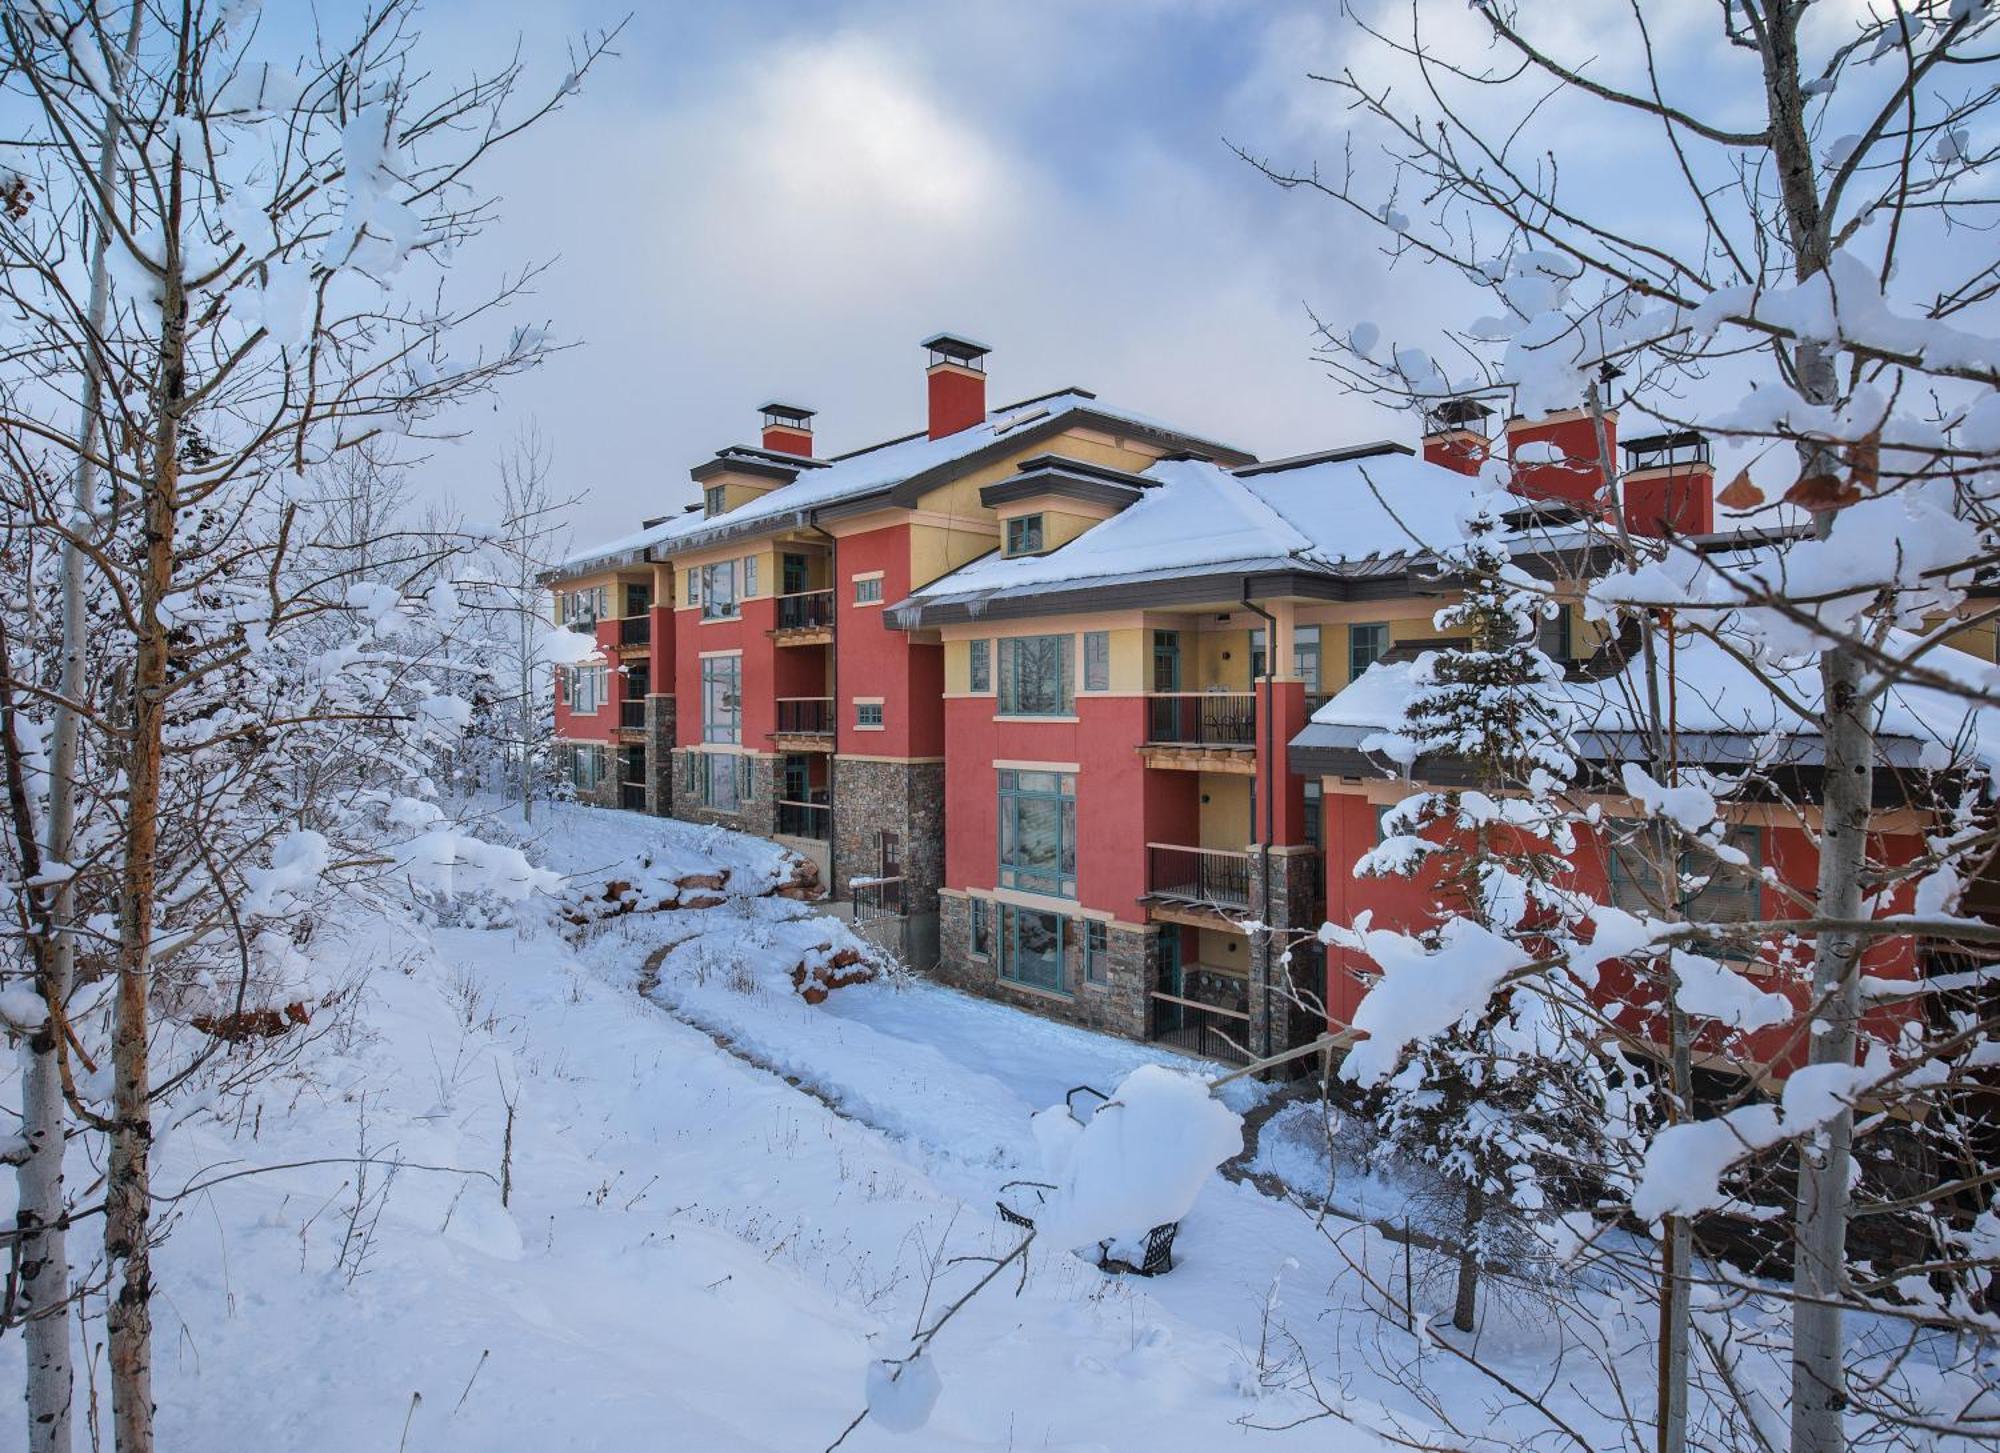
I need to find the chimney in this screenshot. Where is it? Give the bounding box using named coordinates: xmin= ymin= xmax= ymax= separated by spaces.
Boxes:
xmin=1621 ymin=430 xmax=1715 ymax=538
xmin=1505 ymin=408 xmax=1616 ymax=511
xmin=1421 ymin=397 xmax=1493 ymax=477
xmin=921 ymin=332 xmax=990 ymax=439
xmin=759 ymin=402 xmax=816 ymax=457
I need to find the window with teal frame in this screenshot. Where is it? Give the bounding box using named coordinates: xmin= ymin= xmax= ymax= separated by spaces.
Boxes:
xmin=997 ymin=769 xmax=1077 ymax=897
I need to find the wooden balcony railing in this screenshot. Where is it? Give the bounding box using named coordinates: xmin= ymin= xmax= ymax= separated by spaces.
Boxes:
xmin=775 ymin=697 xmax=834 ymax=736
xmin=619 ymin=614 xmax=651 ymax=645
xmin=1145 ymin=692 xmax=1255 ymax=747
xmin=776 ymin=589 xmax=834 ymax=631
xmin=1146 ymin=843 xmax=1252 ymax=911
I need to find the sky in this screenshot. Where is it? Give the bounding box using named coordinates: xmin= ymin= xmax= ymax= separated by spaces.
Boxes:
xmin=364 ymin=0 xmax=1430 ymax=545
xmin=316 ymin=0 xmax=1904 ymax=550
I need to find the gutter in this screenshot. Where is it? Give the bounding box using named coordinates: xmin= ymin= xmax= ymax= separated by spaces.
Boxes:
xmin=1239 ymin=578 xmax=1279 ymax=1063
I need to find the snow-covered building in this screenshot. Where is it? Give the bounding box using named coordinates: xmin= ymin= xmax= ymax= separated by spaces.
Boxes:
xmin=549 ymin=344 xmax=1999 ymax=1073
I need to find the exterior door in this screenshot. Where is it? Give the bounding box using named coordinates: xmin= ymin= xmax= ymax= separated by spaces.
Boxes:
xmin=782 ymin=552 xmax=808 ymax=595
xmin=1152 ymin=630 xmax=1182 ymax=691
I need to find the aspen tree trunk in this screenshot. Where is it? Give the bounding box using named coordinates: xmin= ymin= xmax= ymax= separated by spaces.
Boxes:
xmin=1758 ymin=11 xmax=1867 ymax=1451
xmin=23 ymin=10 xmax=142 ymax=1446
xmin=1452 ymin=1182 xmax=1482 ymax=1333
xmin=106 ymin=130 xmax=188 ymax=1453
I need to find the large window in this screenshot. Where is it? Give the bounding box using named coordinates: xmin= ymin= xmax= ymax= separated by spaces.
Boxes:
xmin=567 ymin=744 xmax=604 ymax=791
xmin=1083 ymin=631 xmax=1110 ymax=692
xmin=1349 ymin=622 xmax=1388 ymax=680
xmin=969 ymin=639 xmax=991 ymax=693
xmin=1005 ymin=514 xmax=1045 ymax=556
xmin=998 ymin=635 xmax=1074 ymax=717
xmin=701 ymin=561 xmax=737 ymax=619
xmin=998 ymin=769 xmax=1077 ymax=897
xmin=999 ymin=905 xmax=1066 ymax=994
xmin=701 ymin=656 xmax=741 ymax=743
xmin=969 ymin=898 xmax=990 ymax=958
xmin=742 ymin=555 xmax=760 ymax=597
xmin=560 ymin=585 xmax=608 ymax=628
xmin=566 ymin=663 xmax=608 ymax=714
xmin=1608 ymin=824 xmax=1763 ymax=943
xmin=1084 ymin=920 xmax=1108 ymax=984
xmin=704 ymin=753 xmax=740 ymax=812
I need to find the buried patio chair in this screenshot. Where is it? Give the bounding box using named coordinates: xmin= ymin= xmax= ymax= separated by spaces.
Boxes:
xmin=992 ymin=1085 xmax=1181 ymax=1278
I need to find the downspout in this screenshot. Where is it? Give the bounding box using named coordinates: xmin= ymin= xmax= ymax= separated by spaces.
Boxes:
xmin=809 ymin=521 xmax=840 ymax=898
xmin=1240 ymin=580 xmax=1278 ymax=1061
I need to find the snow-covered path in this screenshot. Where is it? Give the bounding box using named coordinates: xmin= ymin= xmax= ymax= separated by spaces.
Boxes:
xmin=0 ymin=807 xmax=1651 ymax=1449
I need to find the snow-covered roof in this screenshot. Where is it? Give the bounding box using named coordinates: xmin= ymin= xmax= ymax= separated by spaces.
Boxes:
xmin=554 ymin=391 xmax=1251 ymax=578
xmin=1296 ymin=631 xmax=2000 ymax=775
xmin=898 ymin=448 xmax=1495 ymax=618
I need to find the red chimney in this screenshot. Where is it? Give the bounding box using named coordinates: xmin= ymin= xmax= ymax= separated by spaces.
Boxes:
xmin=759 ymin=402 xmax=815 ymax=457
xmin=1505 ymin=409 xmax=1615 ymax=511
xmin=921 ymin=333 xmax=990 ymax=439
xmin=1621 ymin=431 xmax=1715 ymax=538
xmin=1421 ymin=398 xmax=1493 ymax=477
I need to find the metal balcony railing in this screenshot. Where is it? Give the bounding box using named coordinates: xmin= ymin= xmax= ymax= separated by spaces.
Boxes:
xmin=1145 ymin=692 xmax=1255 ymax=747
xmin=619 ymin=614 xmax=651 ymax=645
xmin=853 ymin=873 xmax=904 ymax=922
xmin=1146 ymin=843 xmax=1252 ymax=911
xmin=1150 ymin=977 xmax=1251 ymax=1065
xmin=776 ymin=589 xmax=834 ymax=631
xmin=775 ymin=697 xmax=834 ymax=736
xmin=776 ymin=799 xmax=830 ymax=840
xmin=619 ymin=699 xmax=647 ymax=730
xmin=619 ymin=782 xmax=646 ymax=812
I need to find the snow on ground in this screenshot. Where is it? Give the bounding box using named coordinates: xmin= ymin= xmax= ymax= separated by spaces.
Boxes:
xmin=0 ymin=804 xmax=1691 ymax=1449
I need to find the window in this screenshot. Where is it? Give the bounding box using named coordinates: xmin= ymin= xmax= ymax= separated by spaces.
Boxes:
xmin=701 ymin=656 xmax=741 ymax=744
xmin=1349 ymin=622 xmax=1388 ymax=680
xmin=1084 ymin=920 xmax=1108 ymax=984
xmin=1083 ymin=631 xmax=1110 ymax=692
xmin=998 ymin=635 xmax=1074 ymax=717
xmin=1374 ymin=803 xmax=1395 ymax=843
xmin=743 ymin=555 xmax=759 ymax=597
xmin=1538 ymin=607 xmax=1572 ymax=664
xmin=1005 ymin=514 xmax=1045 ymax=556
xmin=701 ymin=561 xmax=737 ymax=619
xmin=686 ymin=572 xmax=699 ymax=606
xmin=703 ymin=752 xmax=739 ymax=812
xmin=856 ymin=701 xmax=884 ymax=729
xmin=560 ymin=585 xmax=608 ymax=628
xmin=969 ymin=639 xmax=991 ymax=693
xmin=969 ymin=898 xmax=990 ymax=958
xmin=1152 ymin=630 xmax=1181 ymax=691
xmin=854 ymin=575 xmax=883 ymax=605
xmin=737 ymin=754 xmax=757 ymax=804
xmin=1609 ymin=825 xmax=1763 ymax=935
xmin=1304 ymin=780 xmax=1323 ymax=849
xmin=570 ymin=663 xmax=608 ymax=714
xmin=998 ymin=769 xmax=1077 ymax=897
xmin=568 ymin=744 xmax=603 ymax=791
xmin=1295 ymin=625 xmax=1322 ymax=697
xmin=705 ymin=485 xmax=726 ymax=517
xmin=999 ymin=905 xmax=1065 ymax=994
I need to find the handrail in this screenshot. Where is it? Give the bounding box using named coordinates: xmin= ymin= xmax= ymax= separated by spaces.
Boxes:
xmin=1143 ymin=690 xmax=1255 ymax=698
xmin=775 ymin=587 xmax=833 ymax=599
xmin=1144 ymin=841 xmax=1252 ymax=859
xmin=1149 ymin=990 xmax=1251 ymax=1022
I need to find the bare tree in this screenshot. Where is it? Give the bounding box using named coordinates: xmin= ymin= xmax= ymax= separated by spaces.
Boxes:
xmin=1240 ymin=3 xmax=2000 ymax=1450
xmin=0 ymin=4 xmax=621 ymax=1449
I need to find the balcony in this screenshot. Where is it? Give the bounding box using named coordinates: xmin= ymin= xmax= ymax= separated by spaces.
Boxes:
xmin=619 ymin=781 xmax=646 ymax=812
xmin=773 ymin=589 xmax=834 ymax=644
xmin=619 ymin=698 xmax=647 ymax=732
xmin=618 ymin=614 xmax=651 ymax=647
xmin=1140 ymin=693 xmax=1256 ymax=772
xmin=777 ymin=799 xmax=830 ymax=841
xmin=1146 ymin=843 xmax=1252 ymax=913
xmin=773 ymin=696 xmax=835 ymax=750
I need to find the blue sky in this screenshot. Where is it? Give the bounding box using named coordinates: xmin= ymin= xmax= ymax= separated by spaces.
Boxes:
xmin=380 ymin=0 xmax=1421 ymax=538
